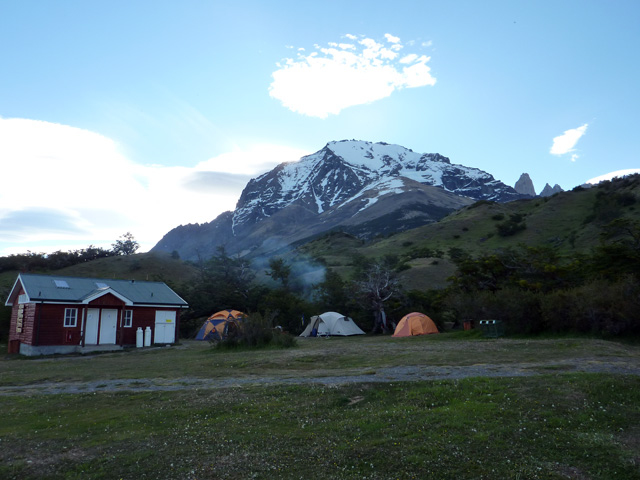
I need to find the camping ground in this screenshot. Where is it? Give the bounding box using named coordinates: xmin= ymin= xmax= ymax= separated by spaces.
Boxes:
xmin=1 ymin=333 xmax=640 ymax=479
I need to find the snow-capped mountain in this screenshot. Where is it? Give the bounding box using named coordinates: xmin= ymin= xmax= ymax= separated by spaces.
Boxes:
xmin=232 ymin=140 xmax=521 ymax=233
xmin=153 ymin=140 xmax=525 ymax=260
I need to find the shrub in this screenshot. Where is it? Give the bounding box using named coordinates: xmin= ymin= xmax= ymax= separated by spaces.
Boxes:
xmin=213 ymin=311 xmax=298 ymax=350
xmin=541 ymin=277 xmax=640 ymax=335
xmin=468 ymin=200 xmax=497 ymax=209
xmin=496 ymin=214 xmax=526 ymax=237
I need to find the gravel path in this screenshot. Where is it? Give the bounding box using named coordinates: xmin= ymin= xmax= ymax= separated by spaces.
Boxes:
xmin=1 ymin=357 xmax=638 ymax=396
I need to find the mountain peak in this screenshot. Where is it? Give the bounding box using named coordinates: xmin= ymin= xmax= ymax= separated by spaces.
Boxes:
xmin=153 ymin=140 xmax=527 ymax=260
xmin=514 ymin=173 xmax=536 ymax=196
xmin=540 ymin=183 xmax=564 ymax=197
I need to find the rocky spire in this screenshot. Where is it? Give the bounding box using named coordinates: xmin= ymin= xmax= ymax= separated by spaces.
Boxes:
xmin=514 ymin=173 xmax=536 ymax=197
xmin=540 ymin=183 xmax=563 ymax=197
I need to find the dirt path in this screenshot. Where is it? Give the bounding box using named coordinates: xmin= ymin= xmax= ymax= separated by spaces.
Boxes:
xmin=2 ymin=356 xmax=638 ymax=396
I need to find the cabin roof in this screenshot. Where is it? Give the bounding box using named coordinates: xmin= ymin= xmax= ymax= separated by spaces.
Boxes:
xmin=5 ymin=273 xmax=189 ymax=307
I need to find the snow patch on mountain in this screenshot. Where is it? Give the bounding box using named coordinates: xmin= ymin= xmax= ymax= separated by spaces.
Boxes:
xmin=231 ymin=140 xmax=522 ymax=234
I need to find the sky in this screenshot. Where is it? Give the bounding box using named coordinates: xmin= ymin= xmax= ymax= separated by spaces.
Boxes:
xmin=1 ymin=0 xmax=639 ymax=256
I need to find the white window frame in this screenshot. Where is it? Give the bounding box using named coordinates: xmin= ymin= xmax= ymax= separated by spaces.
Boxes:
xmin=123 ymin=310 xmax=133 ymax=328
xmin=64 ymin=308 xmax=77 ymax=327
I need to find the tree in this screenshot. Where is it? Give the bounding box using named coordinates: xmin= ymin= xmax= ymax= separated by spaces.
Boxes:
xmin=266 ymin=257 xmax=292 ymax=288
xmin=315 ymin=268 xmax=350 ymax=313
xmin=112 ymin=232 xmax=140 ymax=256
xmin=590 ymin=219 xmax=640 ymax=278
xmin=189 ymin=246 xmax=257 ymax=315
xmin=355 ymin=262 xmax=399 ymax=334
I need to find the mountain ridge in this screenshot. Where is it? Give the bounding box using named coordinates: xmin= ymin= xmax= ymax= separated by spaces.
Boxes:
xmin=153 ymin=140 xmax=529 ymax=260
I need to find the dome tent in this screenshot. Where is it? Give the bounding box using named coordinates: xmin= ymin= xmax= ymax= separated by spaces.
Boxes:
xmin=392 ymin=312 xmax=439 ymax=337
xmin=299 ymin=312 xmax=365 ymax=337
xmin=195 ymin=309 xmax=245 ymax=341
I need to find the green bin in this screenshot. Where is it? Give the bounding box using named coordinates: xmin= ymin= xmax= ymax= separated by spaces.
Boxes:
xmin=479 ymin=320 xmax=504 ymax=338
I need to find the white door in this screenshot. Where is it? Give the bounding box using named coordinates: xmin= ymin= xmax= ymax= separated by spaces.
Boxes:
xmin=85 ymin=309 xmax=99 ymax=345
xmin=154 ymin=310 xmax=176 ymax=344
xmin=99 ymin=309 xmax=118 ymax=344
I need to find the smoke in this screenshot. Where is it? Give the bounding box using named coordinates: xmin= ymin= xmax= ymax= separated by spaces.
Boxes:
xmin=249 ymin=238 xmax=327 ymax=297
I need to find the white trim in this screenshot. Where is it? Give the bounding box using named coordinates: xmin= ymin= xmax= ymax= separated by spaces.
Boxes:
xmin=82 ymin=288 xmax=133 ymax=306
xmin=4 ymin=275 xmax=27 ymax=307
xmin=135 ymin=304 xmax=189 ymax=308
xmin=64 ymin=308 xmax=78 ymax=327
xmin=123 ymin=310 xmax=133 ymax=328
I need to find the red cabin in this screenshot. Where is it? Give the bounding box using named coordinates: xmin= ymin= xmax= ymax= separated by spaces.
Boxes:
xmin=5 ymin=273 xmax=188 ymax=356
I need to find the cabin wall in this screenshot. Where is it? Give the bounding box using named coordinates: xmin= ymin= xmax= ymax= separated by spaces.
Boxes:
xmin=121 ymin=306 xmax=156 ymax=345
xmin=8 ymin=300 xmax=37 ymax=352
xmin=35 ymin=304 xmax=82 ymax=346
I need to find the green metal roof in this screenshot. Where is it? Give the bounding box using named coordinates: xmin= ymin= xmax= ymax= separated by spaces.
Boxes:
xmin=6 ymin=273 xmax=188 ymax=307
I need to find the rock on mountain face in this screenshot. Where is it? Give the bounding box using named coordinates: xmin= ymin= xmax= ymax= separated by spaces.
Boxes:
xmin=514 ymin=173 xmax=536 ymax=197
xmin=540 ymin=183 xmax=564 ymax=197
xmin=153 ymin=140 xmax=527 ymax=260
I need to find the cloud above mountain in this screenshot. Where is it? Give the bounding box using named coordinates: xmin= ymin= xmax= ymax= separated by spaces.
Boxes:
xmin=269 ymin=33 xmax=436 ymax=118
xmin=0 ymin=117 xmax=308 ymax=254
xmin=587 ymin=168 xmax=640 ymax=185
xmin=550 ymin=124 xmax=588 ymax=160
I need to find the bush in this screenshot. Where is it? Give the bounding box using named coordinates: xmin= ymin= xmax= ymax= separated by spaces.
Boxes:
xmin=443 ymin=288 xmax=544 ymax=335
xmin=540 ymin=277 xmax=640 ymax=335
xmin=496 ymin=214 xmax=526 ymax=237
xmin=212 ymin=311 xmax=298 ymax=350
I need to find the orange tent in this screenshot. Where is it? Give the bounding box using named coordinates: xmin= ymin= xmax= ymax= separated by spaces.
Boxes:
xmin=392 ymin=312 xmax=439 ymax=337
xmin=195 ymin=309 xmax=245 ymax=340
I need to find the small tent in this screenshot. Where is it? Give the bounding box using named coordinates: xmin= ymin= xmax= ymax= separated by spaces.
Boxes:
xmin=195 ymin=309 xmax=245 ymax=341
xmin=392 ymin=312 xmax=439 ymax=337
xmin=299 ymin=311 xmax=365 ymax=337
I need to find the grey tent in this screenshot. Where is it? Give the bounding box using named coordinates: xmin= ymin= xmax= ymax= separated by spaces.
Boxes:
xmin=299 ymin=312 xmax=365 ymax=337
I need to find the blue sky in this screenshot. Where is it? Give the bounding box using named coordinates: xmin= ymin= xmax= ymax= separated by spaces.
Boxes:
xmin=1 ymin=0 xmax=639 ymax=255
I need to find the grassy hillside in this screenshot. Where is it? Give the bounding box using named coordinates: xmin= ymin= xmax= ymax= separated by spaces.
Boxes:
xmin=292 ymin=175 xmax=640 ymax=290
xmin=2 ymin=175 xmax=638 ymax=311
xmin=0 ymin=251 xmax=199 ymax=291
xmin=58 ymin=251 xmax=200 ymax=285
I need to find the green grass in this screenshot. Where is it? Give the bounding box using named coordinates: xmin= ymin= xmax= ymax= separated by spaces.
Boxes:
xmin=1 ymin=336 xmax=638 ymax=386
xmin=1 ymin=374 xmax=639 ymax=479
xmin=1 ymin=334 xmax=640 ymax=478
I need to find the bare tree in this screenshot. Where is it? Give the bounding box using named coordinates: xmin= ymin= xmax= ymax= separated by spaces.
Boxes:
xmin=355 ymin=263 xmax=399 ymax=334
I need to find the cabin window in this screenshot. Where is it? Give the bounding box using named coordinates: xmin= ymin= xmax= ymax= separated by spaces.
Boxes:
xmin=123 ymin=310 xmax=133 ymax=328
xmin=64 ymin=308 xmax=77 ymax=327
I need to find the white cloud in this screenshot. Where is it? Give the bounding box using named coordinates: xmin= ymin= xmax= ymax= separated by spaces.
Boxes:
xmin=400 ymin=54 xmax=419 ymax=64
xmin=586 ymin=169 xmax=640 ymax=185
xmin=550 ymin=124 xmax=588 ymax=156
xmin=195 ymin=144 xmax=310 ymax=176
xmin=269 ymin=33 xmax=436 ymax=118
xmin=0 ymin=118 xmax=310 ymax=255
xmin=384 ymin=33 xmax=401 ymax=44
